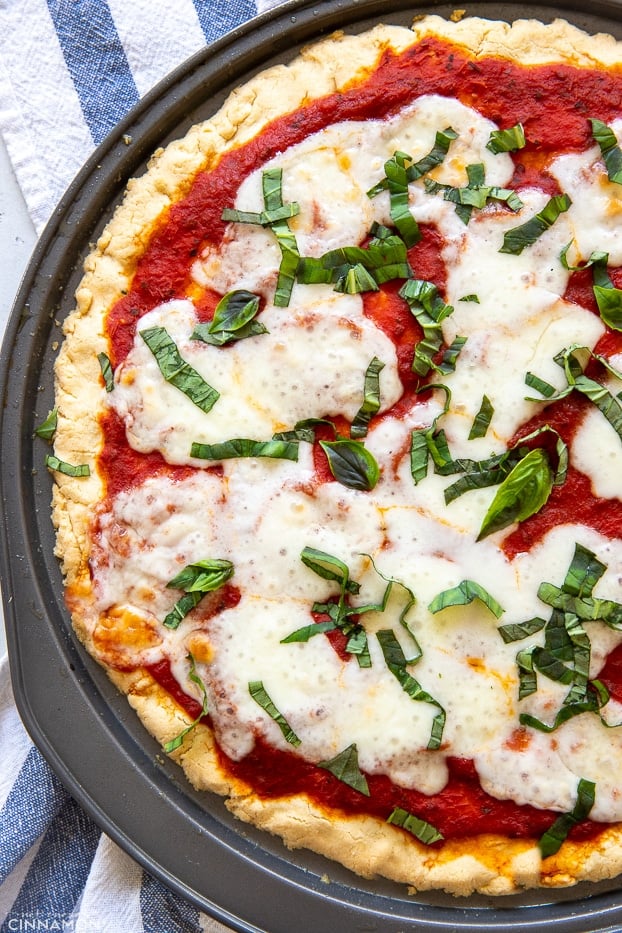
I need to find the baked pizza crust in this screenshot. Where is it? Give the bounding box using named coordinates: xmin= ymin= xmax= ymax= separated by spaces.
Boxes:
xmin=51 ymin=14 xmax=622 ymax=896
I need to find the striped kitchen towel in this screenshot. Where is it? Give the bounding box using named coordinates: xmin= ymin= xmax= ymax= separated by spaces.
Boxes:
xmin=0 ymin=0 xmax=285 ymax=233
xmin=0 ymin=3 xmax=289 ymax=930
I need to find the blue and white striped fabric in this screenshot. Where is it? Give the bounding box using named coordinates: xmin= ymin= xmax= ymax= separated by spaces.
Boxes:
xmin=0 ymin=2 xmax=287 ymax=930
xmin=0 ymin=0 xmax=285 ymax=233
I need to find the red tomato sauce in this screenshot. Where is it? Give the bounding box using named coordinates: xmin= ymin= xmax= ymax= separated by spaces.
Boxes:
xmin=99 ymin=36 xmax=622 ymax=842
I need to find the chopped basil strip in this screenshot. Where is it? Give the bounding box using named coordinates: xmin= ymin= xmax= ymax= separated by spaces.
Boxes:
xmin=459 ymin=293 xmax=480 ymax=303
xmin=300 ymin=547 xmax=361 ymax=595
xmin=191 ymin=290 xmax=267 ymax=345
xmin=499 ymin=193 xmax=571 ymax=255
xmin=190 ymin=438 xmax=299 ymax=462
xmin=425 ymin=161 xmax=522 ymax=225
xmin=140 ymin=326 xmax=220 ymax=414
xmin=399 ymin=278 xmax=455 ymax=377
xmin=524 ymin=371 xmax=558 ymax=399
xmin=377 ymin=629 xmax=445 ymax=749
xmin=366 ymin=129 xmax=458 ymax=245
xmin=591 ymin=253 xmax=622 ymax=331
xmin=477 ymin=447 xmax=553 ymax=541
xmin=248 ymin=681 xmax=301 ymax=747
xmin=562 ymin=542 xmax=607 ymax=598
xmin=35 ymin=408 xmax=58 ymax=441
xmin=319 ymin=439 xmax=380 ymax=491
xmin=97 ymin=352 xmax=114 ymax=392
xmin=163 ymin=558 xmax=234 ymax=629
xmin=351 ymin=357 xmax=385 ymax=438
xmin=263 ymin=168 xmax=300 ymax=307
xmin=553 ymin=346 xmax=622 ymax=441
xmin=559 ymin=241 xmax=608 ymax=273
xmin=297 ymin=233 xmax=412 ymax=293
xmin=428 ymin=580 xmax=504 ymax=619
xmin=520 ymin=681 xmax=609 ymax=733
xmin=497 ymin=617 xmax=546 ymax=644
xmin=486 ymin=123 xmax=526 ymax=154
xmin=468 ymin=395 xmax=494 ymax=439
xmin=539 ymin=779 xmax=596 ymax=858
xmin=45 ymin=454 xmax=90 ymax=477
xmin=590 ymin=118 xmax=622 ymax=184
xmin=221 ymin=203 xmax=300 ymax=225
xmin=318 ymin=743 xmax=370 ymax=796
xmin=387 ymin=807 xmax=444 ymax=844
xmin=163 ymin=653 xmax=209 ymax=753
xmin=272 ymin=417 xmax=335 ymax=443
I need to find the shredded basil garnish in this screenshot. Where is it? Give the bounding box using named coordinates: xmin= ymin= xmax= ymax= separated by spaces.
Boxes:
xmin=35 ymin=408 xmax=58 ymax=441
xmin=376 ymin=628 xmax=445 ymax=749
xmin=499 ymin=193 xmax=571 ymax=255
xmin=387 ymin=806 xmax=444 ymax=845
xmin=319 ymin=439 xmax=380 ymax=491
xmin=45 ymin=454 xmax=90 ymax=477
xmin=425 ymin=161 xmax=523 ymax=225
xmin=248 ymin=681 xmax=301 ymax=747
xmin=97 ymin=352 xmax=114 ymax=392
xmin=366 ymin=129 xmax=458 ymax=245
xmin=191 ymin=290 xmax=267 ymax=345
xmin=591 ymin=253 xmax=622 ymax=331
xmin=163 ymin=558 xmax=234 ymax=629
xmin=190 ymin=438 xmax=299 ymax=462
xmin=477 ymin=447 xmax=553 ymax=541
xmin=399 ymin=279 xmax=459 ymax=377
xmin=141 ymin=326 xmax=220 ymax=414
xmin=468 ymin=395 xmax=494 ymax=439
xmin=318 ymin=743 xmax=370 ymax=796
xmin=538 ymin=778 xmax=596 ymax=858
xmin=497 ymin=617 xmax=546 ymax=644
xmin=459 ymin=293 xmax=480 ymax=303
xmin=590 ymin=118 xmax=622 ymax=185
xmin=486 ymin=123 xmax=526 ymax=154
xmin=541 ymin=346 xmax=622 ymax=442
xmin=163 ymin=653 xmax=209 ymax=753
xmin=428 ymin=580 xmax=504 ymax=619
xmin=351 ymin=357 xmax=385 ymax=439
xmin=296 ymin=231 xmax=412 ymax=294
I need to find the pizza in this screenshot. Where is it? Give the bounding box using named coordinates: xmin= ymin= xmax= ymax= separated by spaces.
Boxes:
xmin=44 ymin=11 xmax=622 ymax=897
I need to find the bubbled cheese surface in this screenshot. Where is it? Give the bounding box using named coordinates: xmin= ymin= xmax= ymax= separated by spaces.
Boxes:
xmin=97 ymin=95 xmax=622 ymax=821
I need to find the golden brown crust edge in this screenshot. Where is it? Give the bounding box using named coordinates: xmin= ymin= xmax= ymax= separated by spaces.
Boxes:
xmin=52 ymin=15 xmax=622 ymax=896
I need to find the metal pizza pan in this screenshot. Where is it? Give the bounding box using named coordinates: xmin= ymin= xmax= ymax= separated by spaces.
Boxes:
xmin=2 ymin=1 xmax=622 ymax=931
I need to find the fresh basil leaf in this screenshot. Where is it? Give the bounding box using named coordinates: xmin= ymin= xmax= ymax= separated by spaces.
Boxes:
xmin=191 ymin=290 xmax=267 ymax=346
xmin=141 ymin=326 xmax=220 ymax=414
xmin=163 ymin=653 xmax=209 ymax=753
xmin=318 ymin=743 xmax=370 ymax=795
xmin=166 ymin=558 xmax=234 ymax=594
xmin=97 ymin=352 xmax=114 ymax=392
xmin=35 ymin=408 xmax=58 ymax=441
xmin=468 ymin=395 xmax=494 ymax=439
xmin=590 ymin=254 xmax=622 ymax=331
xmin=190 ymin=438 xmax=299 ymax=461
xmin=499 ymin=194 xmax=571 ymax=255
xmin=163 ymin=558 xmax=234 ymax=629
xmin=351 ymin=357 xmax=385 ymax=439
xmin=45 ymin=454 xmax=90 ymax=477
xmin=477 ymin=448 xmax=553 ymax=541
xmin=319 ymin=439 xmax=380 ymax=491
xmin=248 ymin=681 xmax=301 ymax=747
xmin=539 ymin=778 xmax=596 ymax=858
xmin=428 ymin=580 xmax=504 ymax=619
xmin=590 ymin=118 xmax=622 ymax=185
xmin=486 ymin=123 xmax=526 ymax=154
xmin=300 ymin=546 xmax=360 ymax=595
xmin=387 ymin=806 xmax=444 ymax=844
xmin=376 ymin=629 xmax=445 ymax=749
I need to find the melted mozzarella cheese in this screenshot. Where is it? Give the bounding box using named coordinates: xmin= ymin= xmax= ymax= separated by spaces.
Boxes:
xmin=97 ymin=94 xmax=622 ymax=821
